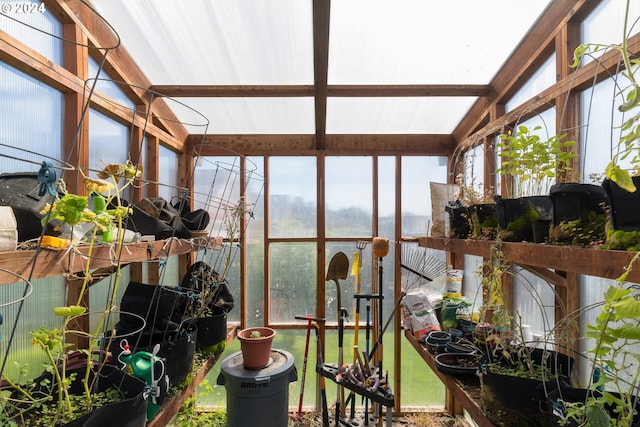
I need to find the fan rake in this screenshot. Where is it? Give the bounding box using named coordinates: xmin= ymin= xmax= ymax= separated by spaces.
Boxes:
xmin=400 ymin=242 xmax=447 ymax=286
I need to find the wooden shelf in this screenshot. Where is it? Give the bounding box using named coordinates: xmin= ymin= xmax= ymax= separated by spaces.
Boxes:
xmin=404 ymin=330 xmax=494 ymax=427
xmin=0 ymin=237 xmax=217 ymax=284
xmin=419 ymin=237 xmax=640 ymax=283
xmin=148 ymin=325 xmax=239 ymax=427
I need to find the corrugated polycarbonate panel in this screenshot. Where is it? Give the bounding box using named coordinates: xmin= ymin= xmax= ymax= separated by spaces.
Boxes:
xmin=327 ymin=97 xmax=476 ymax=134
xmin=0 ymin=62 xmax=63 ymax=173
xmin=0 ymin=0 xmax=62 ymax=64
xmin=172 ymin=97 xmax=315 ymax=134
xmin=90 ymin=0 xmax=314 ymax=85
xmin=0 ymin=276 xmax=66 ymax=381
xmin=329 ymin=0 xmax=552 ymax=85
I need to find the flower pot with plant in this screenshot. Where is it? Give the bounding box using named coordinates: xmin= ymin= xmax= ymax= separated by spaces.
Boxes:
xmin=237 ymin=327 xmax=276 ymax=369
xmin=545 ymin=254 xmax=640 ymax=426
xmin=496 ymin=125 xmax=577 ymax=242
xmin=572 ymin=0 xmax=640 ymax=243
xmin=449 ymin=173 xmax=497 ymax=240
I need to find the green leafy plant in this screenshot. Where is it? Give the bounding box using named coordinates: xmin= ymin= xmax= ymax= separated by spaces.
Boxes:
xmin=496 ymin=125 xmax=577 ymax=198
xmin=572 ymin=0 xmax=640 ymax=192
xmin=2 ymin=162 xmax=143 ymax=425
xmin=557 ymin=253 xmax=640 ymax=426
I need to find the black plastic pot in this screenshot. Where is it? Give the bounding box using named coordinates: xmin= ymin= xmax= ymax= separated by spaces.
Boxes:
xmin=495 ymin=195 xmax=552 ymax=241
xmin=468 ymin=203 xmax=498 ymax=239
xmin=545 ymin=383 xmax=640 ymax=427
xmin=549 ymin=183 xmax=609 ymax=226
xmin=445 ymin=204 xmax=471 ymax=238
xmin=196 ymin=306 xmax=228 ymax=351
xmin=481 ymin=348 xmax=574 ymax=414
xmin=602 ymin=177 xmax=640 ymax=231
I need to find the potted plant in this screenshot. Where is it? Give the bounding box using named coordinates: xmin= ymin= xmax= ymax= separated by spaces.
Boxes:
xmin=572 ymin=0 xmax=640 ymax=238
xmin=545 ymin=254 xmax=640 ymax=426
xmin=448 ymin=173 xmax=497 ymax=240
xmin=496 ymin=125 xmax=577 ymax=242
xmin=0 ymin=162 xmax=155 ymax=426
xmin=237 ymin=327 xmax=276 ymax=369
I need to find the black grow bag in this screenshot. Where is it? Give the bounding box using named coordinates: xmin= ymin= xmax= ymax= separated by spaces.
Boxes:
xmin=445 ymin=204 xmax=471 ymax=239
xmin=602 ymin=176 xmax=640 ymax=231
xmin=109 ymin=319 xmax=197 ymax=388
xmin=10 ymin=364 xmax=147 ymax=427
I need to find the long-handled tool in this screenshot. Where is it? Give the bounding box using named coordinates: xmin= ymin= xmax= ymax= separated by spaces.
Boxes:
xmin=312 ymin=318 xmax=329 ymax=427
xmin=294 ymin=315 xmax=325 ymax=423
xmin=325 ymin=252 xmax=349 ymax=426
xmin=372 ymin=237 xmax=389 ymax=426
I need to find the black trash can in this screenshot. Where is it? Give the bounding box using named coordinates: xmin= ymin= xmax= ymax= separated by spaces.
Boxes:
xmin=217 ymin=349 xmax=297 ymax=427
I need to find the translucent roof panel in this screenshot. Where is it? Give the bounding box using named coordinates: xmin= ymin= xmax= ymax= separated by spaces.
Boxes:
xmin=91 ymin=0 xmax=314 ymax=85
xmin=327 ymin=97 xmax=477 ymax=134
xmin=171 ymin=97 xmax=316 ymax=134
xmin=329 ymin=0 xmax=552 ymax=84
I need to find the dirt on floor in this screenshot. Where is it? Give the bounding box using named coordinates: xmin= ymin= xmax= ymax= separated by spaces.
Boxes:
xmin=290 ymin=411 xmax=472 ymax=427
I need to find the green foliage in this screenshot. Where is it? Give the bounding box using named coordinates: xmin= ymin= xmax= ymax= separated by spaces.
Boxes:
xmin=549 ymin=211 xmax=607 ymax=247
xmin=603 ymin=228 xmax=640 ymax=251
xmin=565 ymin=253 xmax=640 ymax=427
xmin=573 ymin=0 xmax=640 ymax=192
xmin=496 ymin=125 xmax=577 ymax=198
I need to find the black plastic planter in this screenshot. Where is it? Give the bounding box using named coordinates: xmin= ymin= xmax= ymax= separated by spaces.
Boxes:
xmin=545 ymin=384 xmax=640 ymax=427
xmin=196 ymin=306 xmax=228 ymax=354
xmin=602 ymin=177 xmax=640 ymax=231
xmin=549 ymin=183 xmax=609 ymax=225
xmin=445 ymin=204 xmax=471 ymax=238
xmin=495 ymin=195 xmax=552 ymax=242
xmin=468 ymin=203 xmax=498 ymax=239
xmin=481 ymin=347 xmax=573 ymax=422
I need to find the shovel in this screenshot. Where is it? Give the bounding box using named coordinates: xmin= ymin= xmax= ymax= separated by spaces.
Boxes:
xmin=325 ymin=251 xmax=349 ymax=425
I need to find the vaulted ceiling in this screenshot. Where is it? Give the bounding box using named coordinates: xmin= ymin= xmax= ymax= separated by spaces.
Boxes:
xmin=84 ymin=0 xmax=590 ymax=154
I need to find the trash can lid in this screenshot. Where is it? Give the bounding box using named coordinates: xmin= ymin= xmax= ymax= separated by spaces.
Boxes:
xmin=221 ymin=349 xmax=295 ymax=381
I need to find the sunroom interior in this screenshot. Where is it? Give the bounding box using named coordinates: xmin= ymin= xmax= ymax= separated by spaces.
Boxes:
xmin=2 ymin=0 xmax=640 ymax=425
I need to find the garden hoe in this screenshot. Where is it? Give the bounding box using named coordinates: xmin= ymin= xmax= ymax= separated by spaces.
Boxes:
xmin=325 ymin=251 xmax=349 ymax=426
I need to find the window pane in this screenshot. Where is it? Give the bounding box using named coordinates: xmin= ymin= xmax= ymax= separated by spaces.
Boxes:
xmin=193 ymin=156 xmax=243 ymax=236
xmin=402 ymin=156 xmax=447 ymax=237
xmin=269 ymin=156 xmax=316 ymax=238
xmin=506 ymin=54 xmax=556 ymax=112
xmin=326 ymin=156 xmax=372 ymax=238
xmin=0 ymin=62 xmax=62 ymax=172
xmin=88 ymin=56 xmax=136 ymax=110
xmin=88 ymin=109 xmax=128 ymax=173
xmin=0 ymin=1 xmax=62 ymax=64
xmin=246 ymin=157 xmax=265 ymax=326
xmin=269 ymin=242 xmax=317 ymax=324
xmin=158 ymin=145 xmax=178 ymax=202
xmin=580 ymin=74 xmax=630 ymax=181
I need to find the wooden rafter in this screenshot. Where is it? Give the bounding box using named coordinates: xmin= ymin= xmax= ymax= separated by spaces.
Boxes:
xmin=313 ymin=0 xmax=331 ymax=150
xmin=453 ymin=0 xmax=602 ymax=143
xmin=150 ymin=84 xmax=490 ymax=98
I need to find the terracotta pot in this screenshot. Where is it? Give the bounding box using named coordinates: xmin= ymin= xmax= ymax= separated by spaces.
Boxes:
xmin=237 ymin=327 xmax=276 ymax=369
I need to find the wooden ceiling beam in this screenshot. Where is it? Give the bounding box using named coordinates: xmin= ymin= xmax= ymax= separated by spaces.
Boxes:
xmin=453 ymin=0 xmax=601 ymax=143
xmin=188 ymin=134 xmax=454 ymax=156
xmin=149 ymin=84 xmax=490 ymax=98
xmin=313 ymin=0 xmax=331 ymax=150
xmin=50 ymin=0 xmax=189 ymax=146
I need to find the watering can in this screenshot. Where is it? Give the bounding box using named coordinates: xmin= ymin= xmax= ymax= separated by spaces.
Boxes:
xmin=118 ymin=339 xmax=169 ymax=421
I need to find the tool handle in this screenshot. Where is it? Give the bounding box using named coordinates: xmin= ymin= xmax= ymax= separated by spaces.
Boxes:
xmin=294 ymin=315 xmax=326 ymax=323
